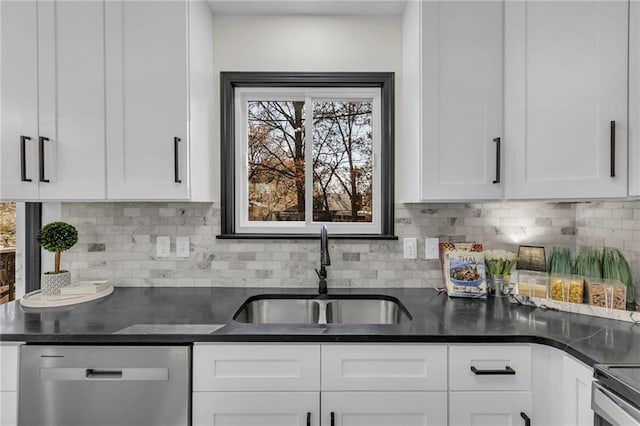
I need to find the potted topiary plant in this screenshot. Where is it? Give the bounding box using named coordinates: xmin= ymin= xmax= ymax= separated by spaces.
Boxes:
xmin=37 ymin=221 xmax=78 ymax=296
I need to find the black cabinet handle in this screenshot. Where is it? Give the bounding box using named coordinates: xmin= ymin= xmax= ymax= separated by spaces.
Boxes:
xmin=174 ymin=137 xmax=182 ymax=183
xmin=331 ymin=412 xmax=335 ymax=426
xmin=610 ymin=120 xmax=616 ymax=177
xmin=306 ymin=412 xmax=311 ymax=426
xmin=470 ymin=365 xmax=516 ymax=375
xmin=39 ymin=136 xmax=50 ymax=183
xmin=492 ymin=137 xmax=501 ymax=184
xmin=20 ymin=136 xmax=32 ymax=182
xmin=520 ymin=412 xmax=531 ymax=426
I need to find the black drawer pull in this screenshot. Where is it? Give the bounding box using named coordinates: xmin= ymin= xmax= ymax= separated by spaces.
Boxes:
xmin=492 ymin=137 xmax=501 ymax=184
xmin=331 ymin=412 xmax=335 ymax=426
xmin=470 ymin=365 xmax=516 ymax=375
xmin=306 ymin=412 xmax=311 ymax=426
xmin=39 ymin=136 xmax=50 ymax=183
xmin=610 ymin=120 xmax=616 ymax=177
xmin=20 ymin=136 xmax=32 ymax=182
xmin=520 ymin=412 xmax=531 ymax=426
xmin=174 ymin=136 xmax=182 ymax=183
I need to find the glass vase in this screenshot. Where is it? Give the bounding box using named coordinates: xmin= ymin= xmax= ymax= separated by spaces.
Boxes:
xmin=487 ymin=273 xmax=510 ymax=296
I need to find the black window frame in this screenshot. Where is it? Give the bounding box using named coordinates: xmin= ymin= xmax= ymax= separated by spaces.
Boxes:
xmin=218 ymin=72 xmax=396 ymax=240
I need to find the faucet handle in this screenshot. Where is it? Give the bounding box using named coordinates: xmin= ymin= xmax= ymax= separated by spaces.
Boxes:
xmin=315 ymin=268 xmax=321 ymax=279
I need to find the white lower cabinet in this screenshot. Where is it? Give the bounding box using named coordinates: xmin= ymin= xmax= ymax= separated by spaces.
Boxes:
xmin=449 ymin=345 xmax=533 ymax=426
xmin=562 ymin=354 xmax=594 ymax=426
xmin=192 ymin=343 xmax=592 ymax=426
xmin=192 ymin=391 xmax=319 ymax=426
xmin=0 ymin=342 xmax=22 ymax=426
xmin=449 ymin=392 xmax=532 ymax=426
xmin=322 ymin=391 xmax=447 ymax=426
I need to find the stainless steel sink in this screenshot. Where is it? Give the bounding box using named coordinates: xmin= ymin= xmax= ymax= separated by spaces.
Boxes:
xmin=233 ymin=298 xmax=320 ymax=324
xmin=325 ymin=299 xmax=411 ymax=324
xmin=233 ymin=295 xmax=411 ymax=325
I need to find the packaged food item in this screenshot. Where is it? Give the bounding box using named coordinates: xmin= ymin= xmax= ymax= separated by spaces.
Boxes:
xmin=549 ymin=275 xmax=584 ymax=304
xmin=440 ymin=242 xmax=487 ymax=299
xmin=515 ymin=270 xmax=548 ymax=298
xmin=586 ymin=279 xmax=626 ymax=311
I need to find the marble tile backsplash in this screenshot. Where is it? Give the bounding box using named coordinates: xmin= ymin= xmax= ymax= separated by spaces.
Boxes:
xmin=61 ymin=202 xmax=576 ymax=289
xmin=576 ymin=201 xmax=640 ymax=298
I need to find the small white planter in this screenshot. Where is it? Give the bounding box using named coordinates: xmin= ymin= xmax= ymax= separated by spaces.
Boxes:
xmin=41 ymin=272 xmax=71 ymax=296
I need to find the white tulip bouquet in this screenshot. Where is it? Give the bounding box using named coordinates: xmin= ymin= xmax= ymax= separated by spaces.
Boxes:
xmin=484 ymin=249 xmax=518 ymax=275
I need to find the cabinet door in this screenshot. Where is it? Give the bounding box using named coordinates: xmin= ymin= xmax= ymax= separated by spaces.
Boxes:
xmin=0 ymin=0 xmax=39 ymax=200
xmin=106 ymin=0 xmax=189 ymax=200
xmin=505 ymin=1 xmax=628 ymax=199
xmin=449 ymin=391 xmax=532 ymax=426
xmin=421 ymin=1 xmax=503 ymax=200
xmin=37 ymin=0 xmax=105 ymax=200
xmin=192 ymin=391 xmax=319 ymax=426
xmin=322 ymin=391 xmax=447 ymax=426
xmin=0 ymin=343 xmax=22 ymax=426
xmin=630 ymin=0 xmax=640 ymax=196
xmin=562 ymin=355 xmax=594 ymax=426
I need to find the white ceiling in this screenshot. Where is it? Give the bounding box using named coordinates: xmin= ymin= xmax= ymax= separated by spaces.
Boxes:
xmin=205 ymin=0 xmax=408 ymax=16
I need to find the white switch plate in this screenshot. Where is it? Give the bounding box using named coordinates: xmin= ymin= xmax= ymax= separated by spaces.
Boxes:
xmin=156 ymin=236 xmax=170 ymax=258
xmin=425 ymin=237 xmax=440 ymax=259
xmin=176 ymin=236 xmax=190 ymax=258
xmin=403 ymin=237 xmax=417 ymax=260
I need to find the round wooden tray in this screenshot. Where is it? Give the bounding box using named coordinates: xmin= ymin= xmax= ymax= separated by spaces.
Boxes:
xmin=20 ymin=284 xmax=114 ymax=308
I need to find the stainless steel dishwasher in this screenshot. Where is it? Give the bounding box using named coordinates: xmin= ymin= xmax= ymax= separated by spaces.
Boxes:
xmin=19 ymin=345 xmax=190 ymax=426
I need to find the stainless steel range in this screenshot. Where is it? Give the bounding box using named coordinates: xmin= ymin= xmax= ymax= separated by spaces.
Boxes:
xmin=593 ymin=364 xmax=640 ymax=426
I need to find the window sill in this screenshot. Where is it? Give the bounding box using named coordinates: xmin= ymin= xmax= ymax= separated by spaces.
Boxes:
xmin=216 ymin=234 xmax=398 ymax=240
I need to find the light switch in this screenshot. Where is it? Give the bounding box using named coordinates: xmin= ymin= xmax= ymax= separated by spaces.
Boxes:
xmin=176 ymin=236 xmax=190 ymax=258
xmin=156 ymin=236 xmax=170 ymax=258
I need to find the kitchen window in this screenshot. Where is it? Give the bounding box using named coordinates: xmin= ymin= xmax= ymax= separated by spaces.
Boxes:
xmin=219 ymin=72 xmax=395 ymax=238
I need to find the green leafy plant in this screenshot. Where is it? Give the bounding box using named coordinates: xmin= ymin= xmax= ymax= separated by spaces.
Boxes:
xmin=548 ymin=247 xmax=573 ymax=275
xmin=37 ymin=222 xmax=78 ymax=274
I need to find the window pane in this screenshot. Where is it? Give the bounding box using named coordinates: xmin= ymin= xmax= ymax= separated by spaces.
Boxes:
xmin=247 ymin=101 xmax=306 ymax=222
xmin=312 ymin=101 xmax=373 ymax=223
xmin=0 ymin=202 xmax=16 ymax=304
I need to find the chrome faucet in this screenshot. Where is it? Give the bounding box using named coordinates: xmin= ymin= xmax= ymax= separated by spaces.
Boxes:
xmin=316 ymin=224 xmax=331 ymax=294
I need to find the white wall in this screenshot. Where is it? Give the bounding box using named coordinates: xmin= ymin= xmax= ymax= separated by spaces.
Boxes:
xmin=211 ymin=14 xmax=403 ymax=191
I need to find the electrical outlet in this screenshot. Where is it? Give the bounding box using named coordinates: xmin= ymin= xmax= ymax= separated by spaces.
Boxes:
xmin=403 ymin=237 xmax=417 ymax=260
xmin=156 ymin=236 xmax=170 ymax=258
xmin=176 ymin=236 xmax=190 ymax=258
xmin=425 ymin=237 xmax=440 ymax=260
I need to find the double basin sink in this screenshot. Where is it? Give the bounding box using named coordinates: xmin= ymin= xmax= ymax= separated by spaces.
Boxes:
xmin=233 ymin=294 xmax=412 ymax=325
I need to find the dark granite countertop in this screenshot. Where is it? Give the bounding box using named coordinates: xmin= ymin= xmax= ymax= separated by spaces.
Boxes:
xmin=1 ymin=287 xmax=639 ymax=367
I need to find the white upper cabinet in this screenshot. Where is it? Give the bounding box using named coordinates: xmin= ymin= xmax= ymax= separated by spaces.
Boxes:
xmin=1 ymin=0 xmax=106 ymax=201
xmin=504 ymin=1 xmax=629 ymax=200
xmin=401 ymin=1 xmax=503 ymax=202
xmin=630 ymin=1 xmax=640 ymax=197
xmin=105 ymin=0 xmax=215 ymax=201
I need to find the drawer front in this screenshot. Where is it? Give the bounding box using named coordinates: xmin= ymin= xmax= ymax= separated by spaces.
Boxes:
xmin=321 ymin=391 xmax=447 ymax=426
xmin=193 ymin=344 xmax=320 ymax=391
xmin=0 ymin=343 xmax=21 ymax=392
xmin=449 ymin=391 xmax=532 ymax=426
xmin=450 ymin=345 xmax=531 ymax=391
xmin=192 ymin=391 xmax=319 ymax=426
xmin=321 ymin=344 xmax=447 ymax=391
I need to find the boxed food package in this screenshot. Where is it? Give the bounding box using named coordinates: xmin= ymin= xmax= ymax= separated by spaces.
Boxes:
xmin=549 ymin=274 xmax=584 ymax=304
xmin=585 ymin=279 xmax=627 ymax=311
xmin=440 ymin=242 xmax=487 ymax=299
xmin=515 ymin=270 xmax=548 ymax=298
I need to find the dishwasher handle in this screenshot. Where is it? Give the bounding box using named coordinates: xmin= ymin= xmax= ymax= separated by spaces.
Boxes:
xmin=86 ymin=369 xmax=123 ymax=379
xmin=40 ymin=367 xmax=169 ymax=381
